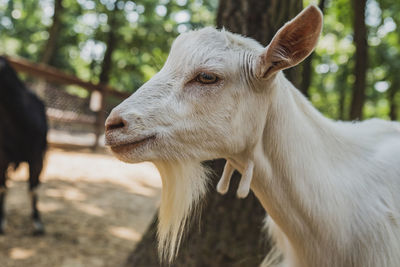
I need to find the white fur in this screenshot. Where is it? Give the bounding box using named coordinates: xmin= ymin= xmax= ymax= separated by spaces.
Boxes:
xmin=154 ymin=161 xmax=209 ymax=262
xmin=105 ymin=7 xmax=400 ymax=266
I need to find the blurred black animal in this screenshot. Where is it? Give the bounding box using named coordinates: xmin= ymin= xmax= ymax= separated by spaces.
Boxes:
xmin=0 ymin=56 xmax=47 ymax=235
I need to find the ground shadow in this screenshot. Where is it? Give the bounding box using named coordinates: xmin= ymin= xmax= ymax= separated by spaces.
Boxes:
xmin=0 ymin=149 xmax=161 ymax=267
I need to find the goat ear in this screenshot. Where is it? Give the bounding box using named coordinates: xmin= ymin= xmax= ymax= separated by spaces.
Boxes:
xmin=255 ymin=5 xmax=323 ymax=79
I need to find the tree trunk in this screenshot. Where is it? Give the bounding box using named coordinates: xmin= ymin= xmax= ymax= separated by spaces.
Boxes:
xmin=388 ymin=81 xmax=399 ymax=121
xmin=126 ymin=1 xmax=303 ymax=266
xmin=349 ymin=0 xmax=368 ymax=120
xmin=338 ymin=71 xmax=347 ymax=120
xmin=216 ymin=0 xmax=303 ymax=88
xmin=299 ymin=0 xmax=326 ymax=97
xmin=99 ymin=12 xmax=117 ymax=86
xmin=41 ymin=0 xmax=63 ymax=65
xmin=94 ymin=10 xmax=118 ymax=149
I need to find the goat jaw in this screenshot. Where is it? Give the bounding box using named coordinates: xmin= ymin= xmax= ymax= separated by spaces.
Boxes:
xmin=236 ymin=160 xmax=254 ymax=198
xmin=217 ymin=161 xmax=235 ymax=195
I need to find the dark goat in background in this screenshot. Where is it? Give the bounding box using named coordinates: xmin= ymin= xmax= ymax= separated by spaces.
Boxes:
xmin=0 ymin=56 xmax=47 ymax=234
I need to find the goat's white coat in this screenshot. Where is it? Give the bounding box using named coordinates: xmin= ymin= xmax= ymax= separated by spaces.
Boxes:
xmin=154 ymin=161 xmax=209 ymax=262
xmin=253 ymin=75 xmax=400 ymax=267
xmin=105 ymin=6 xmax=400 ymax=267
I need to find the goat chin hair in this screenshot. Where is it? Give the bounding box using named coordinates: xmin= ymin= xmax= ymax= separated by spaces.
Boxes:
xmin=154 ymin=160 xmax=210 ymax=262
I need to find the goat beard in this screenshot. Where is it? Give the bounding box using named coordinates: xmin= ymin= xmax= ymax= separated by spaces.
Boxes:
xmin=153 ymin=160 xmax=210 ymax=263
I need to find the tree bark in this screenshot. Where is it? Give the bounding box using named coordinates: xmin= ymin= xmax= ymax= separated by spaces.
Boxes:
xmin=94 ymin=10 xmax=118 ymax=149
xmin=299 ymin=0 xmax=326 ymax=97
xmin=338 ymin=70 xmax=348 ymax=120
xmin=41 ymin=0 xmax=63 ymax=65
xmin=349 ymin=0 xmax=368 ymax=120
xmin=388 ymin=81 xmax=399 ymax=121
xmin=99 ymin=12 xmax=118 ymax=86
xmin=216 ymin=0 xmax=303 ymax=88
xmin=126 ymin=1 xmax=303 ymax=266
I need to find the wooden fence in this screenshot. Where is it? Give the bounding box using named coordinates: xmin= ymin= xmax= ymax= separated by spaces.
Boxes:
xmin=6 ymin=56 xmax=131 ymax=149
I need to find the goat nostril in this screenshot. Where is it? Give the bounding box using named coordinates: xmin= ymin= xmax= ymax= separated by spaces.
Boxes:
xmin=105 ymin=117 xmax=126 ymax=131
xmin=107 ymin=121 xmax=125 ymax=131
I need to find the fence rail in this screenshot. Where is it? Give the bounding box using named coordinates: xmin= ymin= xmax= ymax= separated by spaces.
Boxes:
xmin=6 ymin=56 xmax=130 ymax=99
xmin=5 ymin=56 xmax=130 ymax=149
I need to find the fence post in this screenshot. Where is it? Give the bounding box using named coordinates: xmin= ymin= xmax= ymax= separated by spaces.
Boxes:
xmin=6 ymin=56 xmax=133 ymax=150
xmin=93 ymin=85 xmax=107 ymax=150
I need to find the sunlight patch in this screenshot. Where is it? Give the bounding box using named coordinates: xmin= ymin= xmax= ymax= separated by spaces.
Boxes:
xmin=75 ymin=203 xmax=104 ymax=216
xmin=9 ymin=248 xmax=35 ymax=260
xmin=109 ymin=226 xmax=140 ymax=241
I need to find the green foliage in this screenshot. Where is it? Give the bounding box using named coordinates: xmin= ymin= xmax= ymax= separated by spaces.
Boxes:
xmin=308 ymin=0 xmax=400 ymax=120
xmin=0 ymin=0 xmax=216 ymax=92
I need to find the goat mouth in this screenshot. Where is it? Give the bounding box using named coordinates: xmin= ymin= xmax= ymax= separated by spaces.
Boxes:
xmin=109 ymin=135 xmax=157 ymax=153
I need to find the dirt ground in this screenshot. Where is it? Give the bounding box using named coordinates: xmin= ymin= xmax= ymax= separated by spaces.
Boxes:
xmin=0 ymin=148 xmax=162 ymax=267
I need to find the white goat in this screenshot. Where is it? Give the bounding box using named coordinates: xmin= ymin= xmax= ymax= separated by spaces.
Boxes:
xmin=105 ymin=5 xmax=400 ymax=267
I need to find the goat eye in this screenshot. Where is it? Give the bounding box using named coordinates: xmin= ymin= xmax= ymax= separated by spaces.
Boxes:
xmin=196 ymin=72 xmax=219 ymax=84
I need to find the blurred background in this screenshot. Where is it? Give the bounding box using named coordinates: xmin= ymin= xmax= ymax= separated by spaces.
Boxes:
xmin=0 ymin=0 xmax=399 ymax=266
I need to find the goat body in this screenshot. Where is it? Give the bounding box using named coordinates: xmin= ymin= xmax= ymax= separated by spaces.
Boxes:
xmin=254 ymin=74 xmax=400 ymax=267
xmin=105 ymin=6 xmax=400 ymax=267
xmin=0 ymin=56 xmax=47 ymax=234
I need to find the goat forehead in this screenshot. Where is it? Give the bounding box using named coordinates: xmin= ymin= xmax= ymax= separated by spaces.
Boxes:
xmin=168 ymin=31 xmax=227 ymax=67
xmin=173 ymin=28 xmax=227 ymax=51
xmin=167 ymin=28 xmax=262 ymax=68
